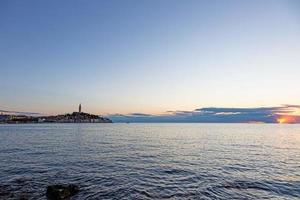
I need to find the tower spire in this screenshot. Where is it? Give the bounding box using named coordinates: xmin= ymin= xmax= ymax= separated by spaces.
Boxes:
xmin=79 ymin=103 xmax=81 ymax=113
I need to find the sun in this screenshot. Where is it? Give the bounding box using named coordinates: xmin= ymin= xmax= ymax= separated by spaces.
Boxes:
xmin=277 ymin=117 xmax=287 ymax=124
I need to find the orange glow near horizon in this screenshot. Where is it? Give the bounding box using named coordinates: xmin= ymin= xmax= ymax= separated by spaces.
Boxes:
xmin=277 ymin=116 xmax=297 ymax=124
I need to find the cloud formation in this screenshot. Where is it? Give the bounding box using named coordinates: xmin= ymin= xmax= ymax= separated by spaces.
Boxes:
xmin=108 ymin=105 xmax=300 ymax=123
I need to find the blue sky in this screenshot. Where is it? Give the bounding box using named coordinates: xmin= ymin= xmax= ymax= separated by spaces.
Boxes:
xmin=1 ymin=0 xmax=300 ymax=116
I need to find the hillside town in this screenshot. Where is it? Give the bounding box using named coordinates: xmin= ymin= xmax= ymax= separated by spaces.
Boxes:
xmin=0 ymin=104 xmax=112 ymax=124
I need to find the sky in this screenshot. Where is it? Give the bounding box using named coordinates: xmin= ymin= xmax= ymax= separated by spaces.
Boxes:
xmin=1 ymin=0 xmax=300 ymax=118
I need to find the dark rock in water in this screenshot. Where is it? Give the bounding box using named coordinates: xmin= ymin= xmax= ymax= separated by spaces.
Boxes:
xmin=0 ymin=185 xmax=13 ymax=198
xmin=46 ymin=184 xmax=79 ymax=200
xmin=19 ymin=192 xmax=29 ymax=200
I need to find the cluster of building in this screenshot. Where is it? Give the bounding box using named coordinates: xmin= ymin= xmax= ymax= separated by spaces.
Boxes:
xmin=0 ymin=104 xmax=112 ymax=124
xmin=38 ymin=111 xmax=112 ymax=123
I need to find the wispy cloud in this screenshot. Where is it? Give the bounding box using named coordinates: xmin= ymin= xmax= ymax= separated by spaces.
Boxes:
xmin=108 ymin=105 xmax=300 ymax=123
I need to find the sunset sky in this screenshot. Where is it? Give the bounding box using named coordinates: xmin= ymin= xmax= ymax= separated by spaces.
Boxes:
xmin=1 ymin=0 xmax=300 ymax=117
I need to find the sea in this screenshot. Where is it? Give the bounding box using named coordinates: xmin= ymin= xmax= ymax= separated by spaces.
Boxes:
xmin=0 ymin=123 xmax=299 ymax=199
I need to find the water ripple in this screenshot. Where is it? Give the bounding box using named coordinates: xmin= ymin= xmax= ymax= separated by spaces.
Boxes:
xmin=0 ymin=123 xmax=300 ymax=199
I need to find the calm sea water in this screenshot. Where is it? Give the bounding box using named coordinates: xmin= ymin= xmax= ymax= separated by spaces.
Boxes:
xmin=0 ymin=123 xmax=299 ymax=199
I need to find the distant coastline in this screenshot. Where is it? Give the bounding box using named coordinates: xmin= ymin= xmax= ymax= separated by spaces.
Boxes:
xmin=0 ymin=112 xmax=112 ymax=124
xmin=0 ymin=104 xmax=112 ymax=124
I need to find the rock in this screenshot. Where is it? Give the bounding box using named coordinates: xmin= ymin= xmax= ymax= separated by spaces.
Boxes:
xmin=46 ymin=184 xmax=79 ymax=200
xmin=0 ymin=185 xmax=13 ymax=198
xmin=19 ymin=193 xmax=29 ymax=200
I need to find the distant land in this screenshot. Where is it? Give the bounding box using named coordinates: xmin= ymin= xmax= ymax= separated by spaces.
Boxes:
xmin=0 ymin=104 xmax=112 ymax=124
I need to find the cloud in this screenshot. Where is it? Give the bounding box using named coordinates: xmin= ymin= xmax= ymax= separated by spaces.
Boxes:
xmin=107 ymin=105 xmax=300 ymax=123
xmin=128 ymin=113 xmax=155 ymax=117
